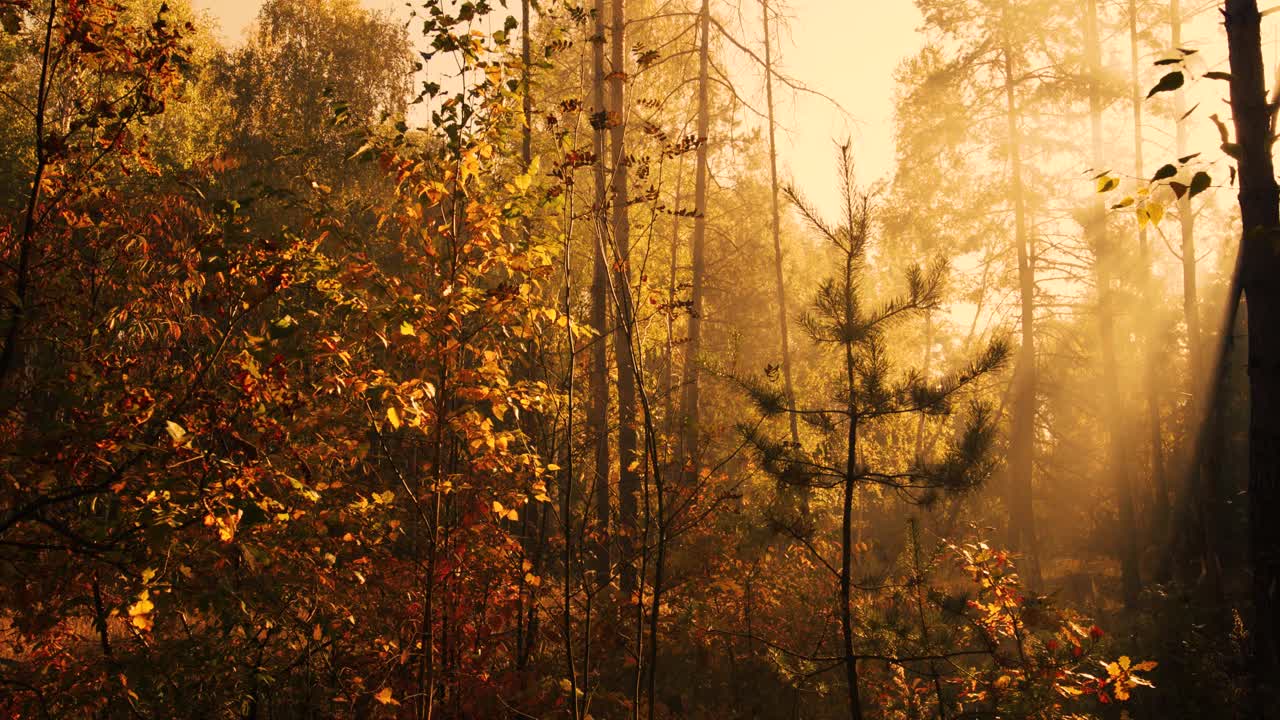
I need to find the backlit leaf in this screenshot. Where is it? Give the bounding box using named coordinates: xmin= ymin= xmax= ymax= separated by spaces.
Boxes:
xmin=1147 ymin=71 xmax=1184 ymax=98
xmin=1189 ymin=171 xmax=1212 ymax=198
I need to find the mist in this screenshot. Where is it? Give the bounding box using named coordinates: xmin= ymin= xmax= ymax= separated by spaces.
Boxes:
xmin=1 ymin=0 xmax=1278 ymax=718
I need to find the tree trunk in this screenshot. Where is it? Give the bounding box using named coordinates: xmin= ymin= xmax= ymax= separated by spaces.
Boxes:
xmin=1224 ymin=0 xmax=1280 ymax=708
xmin=1085 ymin=0 xmax=1140 ymax=608
xmin=1130 ymin=0 xmax=1169 ymax=549
xmin=515 ymin=0 xmax=538 ymax=670
xmin=1002 ymin=39 xmax=1042 ymax=587
xmin=521 ymin=0 xmax=533 ymax=182
xmin=841 ymin=239 xmax=864 ymax=720
xmin=664 ymin=158 xmax=684 ymax=441
xmin=761 ymin=0 xmax=799 ymax=448
xmin=589 ymin=0 xmax=612 ymax=584
xmin=679 ymin=0 xmax=712 ymax=486
xmin=841 ymin=408 xmax=863 ymax=720
xmin=608 ymin=0 xmax=640 ymax=601
xmin=560 ymin=144 xmax=583 ymax=720
xmin=914 ymin=311 xmax=934 ymax=465
xmin=1171 ymin=0 xmax=1223 ymax=588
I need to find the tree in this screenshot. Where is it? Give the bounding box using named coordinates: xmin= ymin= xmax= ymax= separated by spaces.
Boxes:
xmin=0 ymin=0 xmax=189 ymax=392
xmin=1223 ymin=0 xmax=1280 ymax=709
xmin=0 ymin=1 xmax=568 ymax=714
xmin=761 ymin=0 xmax=799 ymax=451
xmin=587 ymin=0 xmax=613 ymax=592
xmin=608 ymin=0 xmax=641 ymax=601
xmin=1083 ymin=0 xmax=1140 ymax=608
xmin=740 ymin=144 xmax=1008 ymax=719
xmin=678 ymin=0 xmax=712 ymax=485
xmin=220 ymin=0 xmax=410 ymax=165
xmin=1128 ymin=0 xmax=1170 ymax=557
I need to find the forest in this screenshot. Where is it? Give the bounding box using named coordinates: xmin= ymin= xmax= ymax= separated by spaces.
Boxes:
xmin=2 ymin=0 xmax=1280 ymax=717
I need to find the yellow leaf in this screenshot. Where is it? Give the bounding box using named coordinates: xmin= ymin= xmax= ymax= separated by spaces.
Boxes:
xmin=399 ymin=321 xmax=416 ymax=336
xmin=128 ymin=592 xmax=153 ymax=616
xmin=374 ymin=687 xmax=399 ymax=706
xmin=165 ymin=420 xmax=187 ymax=443
xmin=386 ymin=406 xmax=402 ymax=430
xmin=1146 ymin=200 xmax=1164 ymax=225
xmin=513 ymin=172 xmax=532 ymax=192
xmin=128 ymin=591 xmax=154 ymax=631
xmin=531 ymin=480 xmax=551 ymax=503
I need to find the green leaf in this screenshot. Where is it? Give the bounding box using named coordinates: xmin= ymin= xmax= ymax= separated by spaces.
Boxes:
xmin=1152 ymin=164 xmax=1178 ymax=182
xmin=1204 ymin=71 xmax=1232 ymax=81
xmin=1147 ymin=71 xmax=1184 ymax=98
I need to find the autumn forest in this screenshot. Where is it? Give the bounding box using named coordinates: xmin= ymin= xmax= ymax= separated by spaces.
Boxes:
xmin=3 ymin=0 xmax=1280 ymax=717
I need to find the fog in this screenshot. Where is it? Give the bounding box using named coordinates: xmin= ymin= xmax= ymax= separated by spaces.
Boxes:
xmin=1 ymin=0 xmax=1277 ymax=717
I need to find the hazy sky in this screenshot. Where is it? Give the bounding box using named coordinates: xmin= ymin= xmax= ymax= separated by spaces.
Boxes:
xmin=192 ymin=0 xmax=920 ymax=213
xmin=772 ymin=1 xmax=921 ymax=193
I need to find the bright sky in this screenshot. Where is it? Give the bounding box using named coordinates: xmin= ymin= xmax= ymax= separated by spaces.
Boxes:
xmin=773 ymin=1 xmax=922 ymax=199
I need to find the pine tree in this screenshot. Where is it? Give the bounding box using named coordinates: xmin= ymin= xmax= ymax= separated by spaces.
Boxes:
xmin=738 ymin=144 xmax=1009 ymax=720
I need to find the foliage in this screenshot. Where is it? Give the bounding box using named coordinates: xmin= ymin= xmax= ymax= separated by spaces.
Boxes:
xmin=0 ymin=0 xmax=1221 ymax=716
